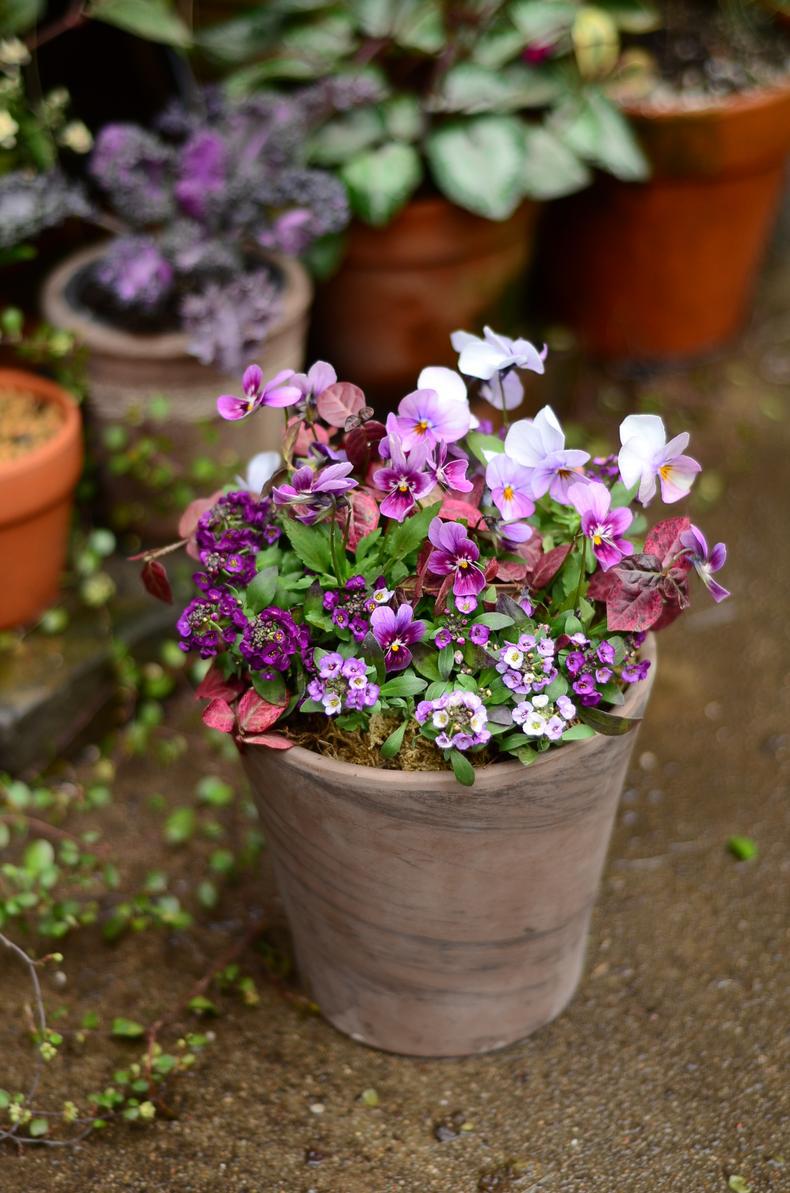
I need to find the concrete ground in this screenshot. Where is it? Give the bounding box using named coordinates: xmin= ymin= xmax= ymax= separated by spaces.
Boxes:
xmin=1 ymin=256 xmax=788 ymax=1193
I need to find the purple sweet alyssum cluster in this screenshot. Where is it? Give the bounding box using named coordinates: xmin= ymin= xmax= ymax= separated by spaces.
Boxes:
xmin=307 ymin=652 xmax=379 ymax=715
xmin=434 ymin=613 xmax=490 ymax=650
xmin=323 ymin=575 xmax=392 ymax=643
xmin=513 ymin=693 xmax=577 ymax=741
xmin=562 ymin=634 xmax=649 ymax=707
xmin=240 ymin=607 xmax=310 ymax=677
xmin=415 ymin=690 xmax=491 ymax=752
xmin=177 ymin=592 xmax=246 ymax=659
xmin=495 ymin=631 xmax=558 ymax=696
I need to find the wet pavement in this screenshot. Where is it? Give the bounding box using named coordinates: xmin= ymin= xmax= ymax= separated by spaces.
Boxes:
xmin=1 ymin=255 xmax=788 ymax=1193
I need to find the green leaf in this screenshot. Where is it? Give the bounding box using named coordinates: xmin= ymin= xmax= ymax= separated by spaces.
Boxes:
xmin=449 ymin=749 xmax=476 ymax=787
xmin=187 ymin=995 xmax=219 ymax=1016
xmin=246 ymin=566 xmax=279 ymax=612
xmin=728 ymin=1178 xmax=752 ymax=1193
xmin=562 ymin=723 xmax=596 ymax=741
xmin=466 ymin=430 xmax=504 ymax=465
xmin=598 ymin=0 xmax=661 ymax=33
xmin=23 ymin=839 xmax=55 ymax=874
xmin=727 ymin=836 xmax=758 ymax=862
xmin=111 ymin=1017 xmax=145 ymax=1039
xmin=385 ymin=500 xmax=441 ymax=563
xmin=282 ymin=519 xmax=334 ymax=575
xmin=0 ymin=0 xmax=44 ymax=34
xmin=250 ymin=672 xmax=287 ymax=704
xmin=307 ymin=107 xmax=385 ymax=166
xmin=382 ymin=94 xmax=423 ymax=141
xmin=426 ymin=116 xmax=527 ymax=219
xmin=164 ymin=807 xmax=195 ymax=845
xmin=432 ymin=62 xmax=564 ymax=114
xmin=341 ymin=142 xmax=422 ymax=226
xmin=438 ymin=644 xmax=455 ymax=680
xmin=510 ymin=0 xmax=577 ymax=42
xmin=362 ymin=632 xmax=386 ymax=685
xmin=556 ymin=88 xmax=649 ymax=181
xmin=380 ymin=673 xmax=427 ymax=698
xmin=411 ymin=648 xmax=441 ymax=681
xmin=577 ymin=705 xmax=640 ymax=735
xmin=88 ymin=0 xmax=193 ymax=47
xmin=354 ymin=0 xmax=444 ymax=52
xmin=380 ymin=720 xmax=407 ymax=759
xmin=28 ymin=1118 xmax=49 ymax=1137
xmin=521 ymin=125 xmax=591 ymax=199
xmin=474 ymin=612 xmax=515 ymax=630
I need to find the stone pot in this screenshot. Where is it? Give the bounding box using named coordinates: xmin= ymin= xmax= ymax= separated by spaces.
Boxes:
xmin=42 ymin=246 xmax=313 ymax=542
xmin=0 ymin=368 xmax=83 ymax=629
xmin=241 ymin=637 xmax=656 ymax=1057
xmin=540 ymin=79 xmax=790 ymax=362
xmin=312 ymin=196 xmax=539 ymax=411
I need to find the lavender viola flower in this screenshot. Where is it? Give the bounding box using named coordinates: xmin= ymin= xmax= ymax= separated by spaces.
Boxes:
xmin=479 ymin=370 xmax=525 ymax=413
xmin=239 ymin=606 xmax=310 ymax=673
xmin=485 ymin=453 xmax=535 ymax=522
xmin=289 ymin=359 xmax=337 ymax=410
xmin=373 ymin=421 xmax=435 ymax=522
xmin=504 ymin=406 xmax=590 ymax=504
xmin=679 ymin=525 xmax=730 ymax=603
xmin=426 ymin=442 xmax=474 ymax=494
xmin=216 ymin=365 xmax=302 ymax=421
xmin=395 ymin=380 xmax=472 ymax=451
xmin=426 ymin=518 xmax=487 ymax=601
xmin=496 ymin=519 xmax=534 ymax=550
xmin=417 ymin=366 xmax=478 ymax=429
xmin=272 ymin=460 xmax=357 ymax=524
xmin=370 ymin=603 xmax=426 ymax=672
xmin=618 ymin=414 xmax=701 ymax=506
xmin=451 ymin=326 xmax=547 ymax=381
xmin=415 ymin=689 xmax=490 ymax=751
xmin=568 ymin=481 xmax=634 ymax=571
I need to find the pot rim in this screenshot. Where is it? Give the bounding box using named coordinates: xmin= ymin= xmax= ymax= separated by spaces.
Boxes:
xmin=0 ymin=367 xmax=82 ymax=484
xmin=245 ymin=634 xmax=657 ymax=791
xmin=622 ymin=73 xmax=790 ymax=122
xmin=41 ymin=244 xmax=313 ymax=360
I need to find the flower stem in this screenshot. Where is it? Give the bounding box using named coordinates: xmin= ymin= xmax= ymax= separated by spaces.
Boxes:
xmin=574 ymin=535 xmax=588 ymax=613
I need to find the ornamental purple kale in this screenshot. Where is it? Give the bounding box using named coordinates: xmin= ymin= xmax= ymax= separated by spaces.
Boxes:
xmin=239 ymin=607 xmax=310 ymax=675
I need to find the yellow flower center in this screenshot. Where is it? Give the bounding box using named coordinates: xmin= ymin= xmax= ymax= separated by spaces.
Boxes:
xmin=391 ymin=642 xmax=400 ymax=651
xmin=593 ymin=533 xmax=603 ymax=545
xmin=503 ymin=484 xmax=514 ymax=501
xmin=398 ymin=480 xmax=409 ymax=491
xmin=659 ymin=464 xmax=672 ymax=480
xmin=459 ymin=559 xmax=469 ymax=569
xmin=416 ymin=419 xmax=430 ymax=434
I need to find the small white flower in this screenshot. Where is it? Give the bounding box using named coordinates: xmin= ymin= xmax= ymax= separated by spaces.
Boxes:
xmin=0 ymin=110 xmax=18 ymax=149
xmin=59 ymin=120 xmax=93 ymax=154
xmin=433 ymin=709 xmax=450 ymax=729
xmin=417 ymin=364 xmax=479 ymax=430
xmin=0 ymin=38 xmax=31 ymax=67
xmin=372 ymin=586 xmax=393 ymax=604
xmin=348 ymin=675 xmax=367 ymax=690
xmin=470 ymin=711 xmax=487 ymax=734
xmin=323 ymin=693 xmax=342 ymax=715
xmin=524 ymin=713 xmax=547 ymax=736
xmin=532 ymin=694 xmax=549 ymax=709
xmin=239 ymin=450 xmax=281 ymax=494
xmin=503 ymin=646 xmax=523 ymax=669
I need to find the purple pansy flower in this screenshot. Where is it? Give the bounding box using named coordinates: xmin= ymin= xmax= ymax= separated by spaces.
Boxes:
xmin=217 ymin=365 xmax=302 ymax=420
xmin=426 ymin=518 xmax=487 ymax=599
xmin=373 ymin=419 xmax=435 ymax=522
xmin=568 ymin=481 xmax=634 ymax=571
xmin=504 ymin=406 xmax=590 ymax=504
xmin=395 ymin=385 xmax=471 ymax=450
xmin=679 ymin=525 xmax=730 ymax=603
xmin=290 ymin=359 xmax=337 ymax=404
xmin=370 ymin=603 xmax=426 ymax=672
xmin=485 ymin=453 xmax=535 ymax=522
xmin=272 ymin=461 xmax=357 ymax=524
xmin=426 ymin=442 xmax=474 ymax=493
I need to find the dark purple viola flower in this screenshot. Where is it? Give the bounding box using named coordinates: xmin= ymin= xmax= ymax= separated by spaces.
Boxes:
xmin=568 ymin=480 xmax=634 ymax=572
xmin=239 ymin=606 xmax=309 ymax=672
xmin=426 ymin=518 xmax=486 ymax=600
xmin=427 ymin=442 xmax=474 ymax=494
xmin=175 ymin=130 xmax=227 ymax=221
xmin=370 ymin=603 xmax=426 ymax=672
xmin=273 ymin=461 xmax=357 ymax=524
xmin=373 ymin=418 xmax=435 ymax=522
xmin=679 ymin=525 xmax=730 ymax=603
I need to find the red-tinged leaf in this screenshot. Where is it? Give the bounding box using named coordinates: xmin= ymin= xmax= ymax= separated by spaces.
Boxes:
xmin=202 ymin=699 xmax=235 ymax=733
xmin=438 ymin=498 xmax=484 ymax=527
xmin=484 ymin=558 xmax=498 ymax=581
xmin=141 ymin=559 xmax=173 ymax=604
xmin=587 ymin=569 xmax=620 ymax=602
xmin=179 ymin=492 xmax=221 ymax=558
xmin=241 ymin=732 xmax=293 ymax=749
xmin=345 ymin=420 xmax=386 ymax=475
xmin=644 ymin=516 xmax=691 ymax=570
xmin=434 ymin=573 xmax=455 ymax=615
xmin=496 ymin=558 xmax=528 ymax=582
xmin=237 ymin=688 xmax=286 ymax=735
xmin=606 ymin=584 xmax=664 ymax=632
xmin=530 ymin=543 xmax=572 ymax=591
xmin=195 ymin=664 xmax=243 ymax=703
xmin=342 ymin=488 xmax=380 ymax=551
xmin=316 ymin=382 xmax=366 ymax=428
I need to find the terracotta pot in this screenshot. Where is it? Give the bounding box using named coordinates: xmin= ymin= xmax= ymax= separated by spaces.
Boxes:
xmin=0 ymin=369 xmax=83 ymax=629
xmin=42 ymin=246 xmax=313 ymax=541
xmin=312 ymin=197 xmax=539 ymax=409
xmin=541 ymin=79 xmax=790 ymax=362
xmin=241 ymin=637 xmax=656 ymax=1057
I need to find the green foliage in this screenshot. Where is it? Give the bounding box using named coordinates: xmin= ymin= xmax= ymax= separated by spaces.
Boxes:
xmin=426 ymin=115 xmax=527 ymax=220
xmin=340 ymin=141 xmax=422 ymax=225
xmin=87 ymin=0 xmax=193 ymax=47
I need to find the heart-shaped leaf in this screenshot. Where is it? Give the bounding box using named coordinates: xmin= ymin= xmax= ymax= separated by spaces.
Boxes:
xmin=202 ymin=699 xmax=235 ymax=733
xmin=644 ymin=516 xmax=692 ymax=571
xmin=195 ymin=664 xmax=243 ymax=703
xmin=236 ymin=689 xmax=286 ymax=736
xmin=342 ymin=489 xmax=380 ymax=551
xmin=316 ymin=382 xmax=366 ymax=428
xmin=530 ymin=543 xmax=572 ymax=591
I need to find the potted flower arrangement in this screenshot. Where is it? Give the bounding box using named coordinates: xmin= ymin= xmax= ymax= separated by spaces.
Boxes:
xmin=1 ymin=89 xmax=349 ymax=537
xmin=541 ymin=0 xmax=790 ymax=360
xmin=0 ymin=367 xmax=83 ymax=628
xmin=138 ymin=327 xmax=730 ymax=1056
xmin=199 ymin=0 xmax=649 ymax=400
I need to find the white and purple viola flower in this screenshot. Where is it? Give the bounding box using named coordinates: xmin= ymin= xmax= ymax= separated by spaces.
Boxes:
xmin=370 ymin=603 xmax=426 ymax=672
xmin=680 ymin=525 xmax=730 ymax=603
xmin=451 ymin=326 xmax=547 ymax=381
xmin=485 ymin=453 xmax=535 ymax=522
xmin=568 ymin=481 xmax=634 ymax=571
xmin=618 ymin=414 xmax=701 ymax=506
xmin=504 ymin=406 xmax=590 ymax=504
xmin=395 ymin=367 xmax=472 ymax=450
xmin=217 ymin=365 xmax=302 ymax=421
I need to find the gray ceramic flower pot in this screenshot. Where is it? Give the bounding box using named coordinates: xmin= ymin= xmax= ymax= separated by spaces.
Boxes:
xmin=241 ymin=636 xmax=657 ymax=1057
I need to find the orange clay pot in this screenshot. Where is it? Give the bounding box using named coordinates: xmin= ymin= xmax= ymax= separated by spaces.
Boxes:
xmin=541 ymin=79 xmax=790 ymax=362
xmin=312 ymin=196 xmax=539 ymax=409
xmin=0 ymin=369 xmax=83 ymax=629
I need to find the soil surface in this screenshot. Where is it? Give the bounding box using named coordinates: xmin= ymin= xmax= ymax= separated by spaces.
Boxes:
xmin=0 ymin=388 xmax=63 ymax=461
xmin=1 ymin=249 xmax=788 ymax=1192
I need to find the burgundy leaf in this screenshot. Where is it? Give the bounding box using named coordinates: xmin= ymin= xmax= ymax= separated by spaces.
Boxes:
xmin=644 ymin=516 xmax=692 ymax=571
xmin=434 ymin=573 xmax=455 ymax=615
xmin=587 ymin=569 xmax=619 ymax=602
xmin=606 ymin=584 xmax=664 ymax=632
xmin=614 ymin=553 xmax=663 ymax=587
xmin=496 ymin=558 xmax=528 ymax=583
xmin=237 ymin=688 xmax=286 ymax=735
xmin=202 ymin=698 xmax=235 ymax=733
xmin=438 ymin=497 xmax=484 ymax=527
xmin=342 ymin=488 xmax=380 ymax=551
xmin=242 ymin=732 xmax=293 ymax=749
xmin=530 ymin=543 xmax=572 ymax=591
xmin=195 ymin=663 xmax=243 ymax=703
xmin=178 ymin=492 xmax=221 ymax=559
xmin=141 ymin=559 xmax=173 ymax=604
xmin=345 ymin=420 xmax=386 ymax=475
xmin=316 ymin=382 xmax=366 ymax=428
